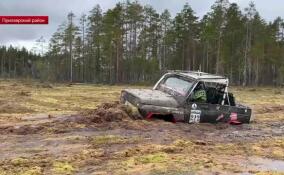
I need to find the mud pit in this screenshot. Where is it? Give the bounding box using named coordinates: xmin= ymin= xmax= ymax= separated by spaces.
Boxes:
xmin=0 ymin=102 xmax=142 ymax=136
xmin=0 ymin=81 xmax=283 ymax=175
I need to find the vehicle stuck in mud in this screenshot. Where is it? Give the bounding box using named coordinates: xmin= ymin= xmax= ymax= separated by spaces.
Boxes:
xmin=121 ymin=71 xmax=252 ymax=124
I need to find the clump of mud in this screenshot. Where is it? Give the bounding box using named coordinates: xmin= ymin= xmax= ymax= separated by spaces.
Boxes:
xmin=0 ymin=125 xmax=44 ymax=135
xmin=36 ymin=83 xmax=53 ymax=89
xmin=69 ymin=101 xmax=140 ymax=124
xmin=16 ymin=91 xmax=31 ymax=96
xmin=0 ymin=102 xmax=143 ymax=135
xmin=59 ymin=102 xmax=149 ymax=131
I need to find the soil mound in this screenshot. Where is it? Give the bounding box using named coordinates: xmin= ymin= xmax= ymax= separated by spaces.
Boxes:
xmin=16 ymin=91 xmax=31 ymax=96
xmin=67 ymin=101 xmax=142 ymax=124
xmin=0 ymin=102 xmax=142 ymax=135
xmin=36 ymin=83 xmax=53 ymax=88
xmin=0 ymin=125 xmax=44 ymax=135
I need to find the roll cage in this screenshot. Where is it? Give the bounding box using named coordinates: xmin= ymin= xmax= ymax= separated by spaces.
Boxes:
xmin=153 ymin=71 xmax=230 ymax=106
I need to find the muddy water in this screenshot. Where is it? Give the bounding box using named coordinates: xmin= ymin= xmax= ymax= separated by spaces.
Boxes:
xmin=238 ymin=157 xmax=284 ymax=175
xmin=249 ymin=157 xmax=284 ymax=172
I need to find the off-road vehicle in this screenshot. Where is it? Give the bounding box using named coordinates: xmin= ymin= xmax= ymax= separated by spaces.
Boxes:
xmin=120 ymin=71 xmax=252 ymax=124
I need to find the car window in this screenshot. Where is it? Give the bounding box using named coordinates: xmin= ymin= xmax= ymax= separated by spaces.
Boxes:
xmin=162 ymin=77 xmax=194 ymax=96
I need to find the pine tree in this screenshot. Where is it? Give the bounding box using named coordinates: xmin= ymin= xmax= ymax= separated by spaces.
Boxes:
xmin=172 ymin=3 xmax=198 ymax=71
xmin=160 ymin=9 xmax=172 ymax=71
xmin=87 ymin=5 xmax=103 ymax=82
xmin=222 ymin=3 xmax=245 ymax=84
xmin=79 ymin=14 xmax=87 ymax=82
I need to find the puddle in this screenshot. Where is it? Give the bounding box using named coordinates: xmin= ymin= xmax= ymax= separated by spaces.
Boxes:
xmin=250 ymin=157 xmax=284 ymax=172
xmin=240 ymin=157 xmax=284 ymax=173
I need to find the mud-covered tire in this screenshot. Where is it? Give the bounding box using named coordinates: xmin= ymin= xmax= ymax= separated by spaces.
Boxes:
xmin=138 ymin=108 xmax=148 ymax=118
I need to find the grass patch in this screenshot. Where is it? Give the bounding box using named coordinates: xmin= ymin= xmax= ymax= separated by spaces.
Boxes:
xmin=0 ymin=167 xmax=42 ymax=175
xmin=52 ymin=162 xmax=75 ymax=175
xmin=10 ymin=157 xmax=29 ymax=166
xmin=90 ymin=135 xmax=142 ymax=146
xmin=250 ymin=138 xmax=284 ymax=160
xmin=135 ymin=152 xmax=167 ymax=164
xmin=256 ymin=172 xmax=284 ymax=175
xmin=22 ymin=166 xmax=42 ymax=175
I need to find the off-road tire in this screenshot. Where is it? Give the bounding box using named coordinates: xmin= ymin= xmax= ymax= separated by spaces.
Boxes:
xmin=138 ymin=108 xmax=148 ymax=118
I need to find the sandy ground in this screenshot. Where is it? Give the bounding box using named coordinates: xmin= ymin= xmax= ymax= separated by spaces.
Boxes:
xmin=0 ymin=79 xmax=283 ymax=175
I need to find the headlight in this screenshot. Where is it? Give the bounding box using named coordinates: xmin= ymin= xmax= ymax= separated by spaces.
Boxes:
xmin=125 ymin=100 xmax=139 ymax=114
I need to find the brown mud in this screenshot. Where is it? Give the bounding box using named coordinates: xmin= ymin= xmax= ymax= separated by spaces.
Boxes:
xmin=0 ymin=81 xmax=283 ymax=174
xmin=0 ymin=102 xmax=283 ymax=174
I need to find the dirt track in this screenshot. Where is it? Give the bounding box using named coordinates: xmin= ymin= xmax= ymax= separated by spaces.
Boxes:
xmin=0 ymin=81 xmax=283 ymax=175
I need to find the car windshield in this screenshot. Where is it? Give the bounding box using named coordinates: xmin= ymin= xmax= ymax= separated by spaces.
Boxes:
xmin=160 ymin=76 xmax=194 ymax=97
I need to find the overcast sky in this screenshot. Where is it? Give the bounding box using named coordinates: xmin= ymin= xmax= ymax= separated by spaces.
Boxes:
xmin=0 ymin=0 xmax=283 ymax=51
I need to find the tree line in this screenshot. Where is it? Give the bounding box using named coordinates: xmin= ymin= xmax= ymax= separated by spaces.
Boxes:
xmin=0 ymin=46 xmax=39 ymax=79
xmin=1 ymin=0 xmax=284 ymax=86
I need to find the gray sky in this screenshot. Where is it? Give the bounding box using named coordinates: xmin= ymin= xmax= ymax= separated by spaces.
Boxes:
xmin=0 ymin=0 xmax=283 ymax=51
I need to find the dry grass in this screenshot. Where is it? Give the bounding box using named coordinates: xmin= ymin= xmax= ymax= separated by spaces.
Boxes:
xmin=231 ymin=87 xmax=284 ymax=105
xmin=0 ymin=79 xmax=146 ymax=120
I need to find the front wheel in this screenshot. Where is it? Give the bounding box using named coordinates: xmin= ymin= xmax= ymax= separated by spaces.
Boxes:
xmin=138 ymin=108 xmax=148 ymax=118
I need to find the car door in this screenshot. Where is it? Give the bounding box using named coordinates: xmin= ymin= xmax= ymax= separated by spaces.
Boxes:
xmin=185 ymin=102 xmax=230 ymax=123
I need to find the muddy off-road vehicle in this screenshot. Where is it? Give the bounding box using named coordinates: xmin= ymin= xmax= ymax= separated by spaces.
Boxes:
xmin=121 ymin=71 xmax=252 ymax=124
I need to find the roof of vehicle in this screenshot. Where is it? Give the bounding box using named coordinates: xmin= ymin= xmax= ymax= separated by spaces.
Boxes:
xmin=167 ymin=70 xmax=229 ymax=85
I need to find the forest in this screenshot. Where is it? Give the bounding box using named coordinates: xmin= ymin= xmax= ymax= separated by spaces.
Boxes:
xmin=0 ymin=0 xmax=284 ymax=86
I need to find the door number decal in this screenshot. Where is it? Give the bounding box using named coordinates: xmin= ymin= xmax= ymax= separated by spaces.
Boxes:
xmin=190 ymin=104 xmax=201 ymax=123
xmin=189 ymin=110 xmax=201 ymax=123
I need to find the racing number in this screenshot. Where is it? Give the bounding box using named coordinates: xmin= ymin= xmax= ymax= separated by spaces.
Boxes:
xmin=189 ymin=110 xmax=201 ymax=123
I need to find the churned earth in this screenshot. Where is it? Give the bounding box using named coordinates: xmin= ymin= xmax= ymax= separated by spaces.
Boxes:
xmin=0 ymin=79 xmax=283 ymax=175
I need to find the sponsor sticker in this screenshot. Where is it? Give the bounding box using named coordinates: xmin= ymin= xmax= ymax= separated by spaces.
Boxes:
xmin=192 ymin=103 xmax=197 ymax=109
xmin=230 ymin=112 xmax=238 ymax=121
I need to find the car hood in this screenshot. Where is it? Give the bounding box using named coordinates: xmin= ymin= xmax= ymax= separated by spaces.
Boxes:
xmin=122 ymin=89 xmax=179 ymax=108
